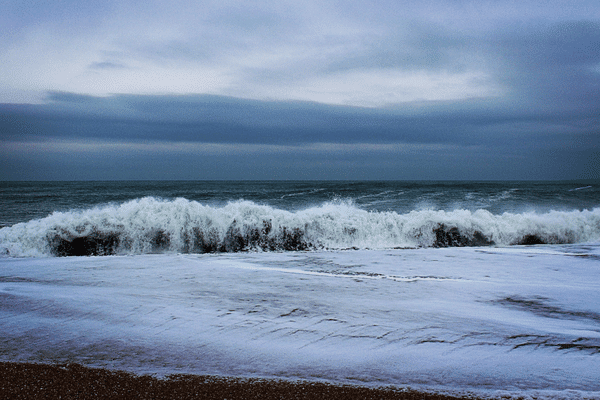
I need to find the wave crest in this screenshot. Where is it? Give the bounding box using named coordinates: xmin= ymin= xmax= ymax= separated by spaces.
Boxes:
xmin=1 ymin=197 xmax=599 ymax=257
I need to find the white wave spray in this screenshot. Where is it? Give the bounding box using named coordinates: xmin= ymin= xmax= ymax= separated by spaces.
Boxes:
xmin=1 ymin=197 xmax=600 ymax=257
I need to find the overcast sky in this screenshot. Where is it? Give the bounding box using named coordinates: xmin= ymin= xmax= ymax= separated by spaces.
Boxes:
xmin=1 ymin=0 xmax=599 ymax=180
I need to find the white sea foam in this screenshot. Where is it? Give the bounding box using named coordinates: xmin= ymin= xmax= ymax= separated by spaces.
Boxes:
xmin=1 ymin=247 xmax=599 ymax=398
xmin=1 ymin=197 xmax=600 ymax=257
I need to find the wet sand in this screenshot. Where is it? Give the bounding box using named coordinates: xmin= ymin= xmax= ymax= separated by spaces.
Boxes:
xmin=0 ymin=362 xmax=479 ymax=399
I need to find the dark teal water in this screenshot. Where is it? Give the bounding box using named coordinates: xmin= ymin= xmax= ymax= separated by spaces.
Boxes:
xmin=1 ymin=180 xmax=599 ymax=227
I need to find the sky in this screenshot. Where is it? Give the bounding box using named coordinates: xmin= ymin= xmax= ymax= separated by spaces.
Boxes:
xmin=1 ymin=0 xmax=599 ymax=180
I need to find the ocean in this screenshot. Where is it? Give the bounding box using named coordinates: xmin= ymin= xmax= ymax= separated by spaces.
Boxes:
xmin=1 ymin=181 xmax=599 ymax=399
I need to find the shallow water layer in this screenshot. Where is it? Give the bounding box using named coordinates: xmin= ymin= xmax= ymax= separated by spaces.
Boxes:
xmin=1 ymin=245 xmax=599 ymax=399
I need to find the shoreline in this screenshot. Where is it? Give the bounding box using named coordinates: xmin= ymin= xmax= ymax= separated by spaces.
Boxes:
xmin=0 ymin=362 xmax=484 ymax=400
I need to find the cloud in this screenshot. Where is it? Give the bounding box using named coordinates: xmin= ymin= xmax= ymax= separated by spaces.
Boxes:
xmin=0 ymin=93 xmax=511 ymax=146
xmin=1 ymin=91 xmax=597 ymax=180
xmin=89 ymin=61 xmax=128 ymax=70
xmin=0 ymin=1 xmax=599 ymax=179
xmin=2 ymin=91 xmax=597 ymax=148
xmin=2 ymin=1 xmax=598 ymax=108
xmin=489 ymin=21 xmax=600 ymax=108
xmin=0 ymin=1 xmax=497 ymax=105
xmin=499 ymin=21 xmax=600 ymax=69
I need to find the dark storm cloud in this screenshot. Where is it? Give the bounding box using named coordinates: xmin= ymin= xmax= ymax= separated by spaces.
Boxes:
xmin=500 ymin=21 xmax=600 ymax=68
xmin=1 ymin=88 xmax=597 ymax=152
xmin=1 ymin=94 xmax=419 ymax=145
xmin=491 ymin=21 xmax=600 ymax=109
xmin=0 ymin=94 xmax=503 ymax=145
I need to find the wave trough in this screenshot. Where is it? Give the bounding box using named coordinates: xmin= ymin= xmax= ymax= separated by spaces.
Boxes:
xmin=1 ymin=197 xmax=600 ymax=257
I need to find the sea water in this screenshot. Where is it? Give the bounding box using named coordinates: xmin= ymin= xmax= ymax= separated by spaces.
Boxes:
xmin=1 ymin=181 xmax=599 ymax=399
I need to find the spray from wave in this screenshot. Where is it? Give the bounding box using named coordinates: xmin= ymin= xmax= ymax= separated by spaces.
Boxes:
xmin=1 ymin=197 xmax=599 ymax=257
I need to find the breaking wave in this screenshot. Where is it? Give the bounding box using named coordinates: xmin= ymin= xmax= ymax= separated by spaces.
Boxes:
xmin=1 ymin=197 xmax=600 ymax=257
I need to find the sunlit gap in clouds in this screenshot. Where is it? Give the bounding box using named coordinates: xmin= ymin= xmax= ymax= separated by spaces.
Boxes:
xmin=275 ymin=69 xmax=502 ymax=107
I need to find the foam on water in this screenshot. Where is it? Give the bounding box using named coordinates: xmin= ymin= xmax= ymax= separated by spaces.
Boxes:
xmin=1 ymin=247 xmax=599 ymax=399
xmin=1 ymin=196 xmax=600 ymax=257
